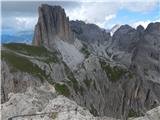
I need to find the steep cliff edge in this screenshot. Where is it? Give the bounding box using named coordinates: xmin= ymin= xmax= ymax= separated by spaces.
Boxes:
xmin=33 ymin=4 xmax=74 ymax=48
xmin=131 ymin=22 xmax=160 ymax=83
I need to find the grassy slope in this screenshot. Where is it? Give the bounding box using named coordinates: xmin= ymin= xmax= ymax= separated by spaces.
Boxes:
xmin=99 ymin=59 xmax=127 ymax=82
xmin=2 ymin=43 xmax=72 ymax=96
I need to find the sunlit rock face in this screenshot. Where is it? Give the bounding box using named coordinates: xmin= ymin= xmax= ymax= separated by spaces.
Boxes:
xmin=33 ymin=4 xmax=74 ymax=48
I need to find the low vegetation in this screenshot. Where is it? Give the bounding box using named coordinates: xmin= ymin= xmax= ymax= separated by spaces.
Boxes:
xmin=80 ymin=44 xmax=90 ymax=58
xmin=128 ymin=72 xmax=133 ymax=79
xmin=99 ymin=59 xmax=127 ymax=82
xmin=54 ymin=83 xmax=70 ymax=97
xmin=63 ymin=62 xmax=79 ymax=93
xmin=79 ymin=85 xmax=85 ymax=96
xmin=1 ymin=51 xmax=48 ymax=81
xmin=84 ymin=77 xmax=92 ymax=88
xmin=63 ymin=62 xmax=86 ymax=96
xmin=51 ymin=112 xmax=58 ymax=119
xmin=128 ymin=109 xmax=139 ymax=117
xmin=3 ymin=43 xmax=59 ymax=63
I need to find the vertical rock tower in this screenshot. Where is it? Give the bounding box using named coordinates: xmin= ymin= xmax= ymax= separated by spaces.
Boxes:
xmin=33 ymin=4 xmax=74 ymax=48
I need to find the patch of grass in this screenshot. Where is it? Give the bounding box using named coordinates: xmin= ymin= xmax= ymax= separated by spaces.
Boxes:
xmin=128 ymin=72 xmax=133 ymax=79
xmin=79 ymin=86 xmax=85 ymax=96
xmin=84 ymin=77 xmax=92 ymax=88
xmin=63 ymin=62 xmax=85 ymax=96
xmin=128 ymin=109 xmax=139 ymax=118
xmin=1 ymin=51 xmax=48 ymax=81
xmin=99 ymin=59 xmax=127 ymax=82
xmin=63 ymin=62 xmax=80 ymax=93
xmin=54 ymin=83 xmax=70 ymax=97
xmin=80 ymin=44 xmax=90 ymax=58
xmin=4 ymin=43 xmax=47 ymax=56
xmin=3 ymin=43 xmax=59 ymax=63
xmin=51 ymin=112 xmax=57 ymax=119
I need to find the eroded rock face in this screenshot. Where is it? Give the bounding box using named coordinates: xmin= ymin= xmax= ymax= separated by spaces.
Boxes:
xmin=131 ymin=22 xmax=160 ymax=83
xmin=70 ymin=20 xmax=111 ymax=58
xmin=132 ymin=106 xmax=160 ymax=120
xmin=1 ymin=85 xmax=119 ymax=120
xmin=69 ymin=21 xmax=160 ymax=118
xmin=70 ymin=20 xmax=110 ymax=44
xmin=33 ymin=4 xmax=74 ymax=48
xmin=1 ymin=61 xmax=42 ymax=103
xmin=111 ymin=25 xmax=139 ymax=52
xmin=2 ymin=86 xmax=160 ymax=120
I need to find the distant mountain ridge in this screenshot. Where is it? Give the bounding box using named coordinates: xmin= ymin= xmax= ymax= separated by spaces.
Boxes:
xmin=1 ymin=33 xmax=33 ymax=44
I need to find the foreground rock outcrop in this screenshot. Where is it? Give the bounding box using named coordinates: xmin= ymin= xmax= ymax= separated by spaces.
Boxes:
xmin=131 ymin=106 xmax=160 ymax=120
xmin=1 ymin=83 xmax=118 ymax=120
xmin=2 ymin=84 xmax=160 ymax=120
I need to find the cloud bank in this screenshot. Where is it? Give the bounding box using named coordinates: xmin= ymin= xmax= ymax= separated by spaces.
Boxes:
xmin=2 ymin=0 xmax=159 ymax=33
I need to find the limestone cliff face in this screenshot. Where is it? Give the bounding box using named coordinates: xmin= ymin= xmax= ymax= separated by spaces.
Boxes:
xmin=70 ymin=21 xmax=160 ymax=118
xmin=131 ymin=22 xmax=160 ymax=83
xmin=33 ymin=4 xmax=74 ymax=48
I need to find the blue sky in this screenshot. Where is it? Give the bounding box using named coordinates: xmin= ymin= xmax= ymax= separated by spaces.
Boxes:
xmin=107 ymin=4 xmax=160 ymax=28
xmin=1 ymin=0 xmax=160 ymax=36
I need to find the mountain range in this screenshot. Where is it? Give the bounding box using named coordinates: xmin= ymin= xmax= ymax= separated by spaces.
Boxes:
xmin=1 ymin=30 xmax=33 ymax=43
xmin=1 ymin=4 xmax=160 ymax=120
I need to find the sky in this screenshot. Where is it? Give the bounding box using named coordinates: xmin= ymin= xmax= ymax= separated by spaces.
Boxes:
xmin=1 ymin=0 xmax=160 ymax=36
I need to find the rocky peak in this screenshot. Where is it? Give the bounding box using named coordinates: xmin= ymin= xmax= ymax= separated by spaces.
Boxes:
xmin=136 ymin=25 xmax=144 ymax=32
xmin=111 ymin=25 xmax=138 ymax=52
xmin=70 ymin=20 xmax=111 ymax=44
xmin=145 ymin=22 xmax=160 ymax=33
xmin=114 ymin=25 xmax=135 ymax=34
xmin=110 ymin=24 xmax=121 ymax=36
xmin=33 ymin=4 xmax=74 ymax=48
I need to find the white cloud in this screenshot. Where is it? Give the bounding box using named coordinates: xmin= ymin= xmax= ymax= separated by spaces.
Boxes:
xmin=132 ymin=20 xmax=151 ymax=28
xmin=94 ymin=14 xmax=116 ymax=28
xmin=2 ymin=16 xmax=37 ymax=33
xmin=15 ymin=17 xmax=37 ymax=31
xmin=132 ymin=19 xmax=160 ymax=28
xmin=121 ymin=0 xmax=158 ymax=12
xmin=2 ymin=0 xmax=159 ymax=32
xmin=66 ymin=2 xmax=119 ymax=28
xmin=105 ymin=14 xmax=116 ymax=21
xmin=66 ymin=0 xmax=158 ymax=28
